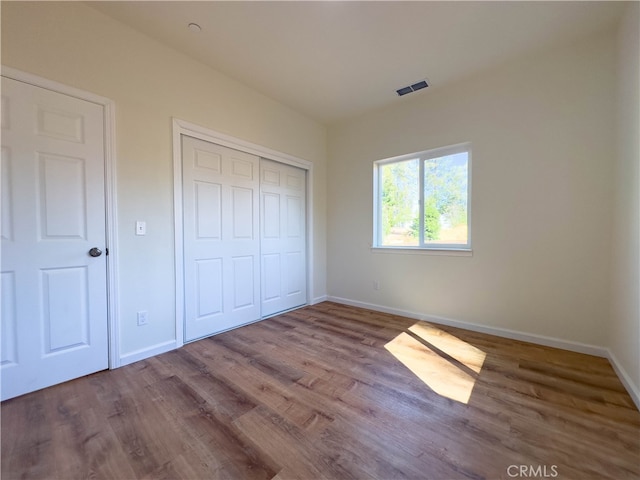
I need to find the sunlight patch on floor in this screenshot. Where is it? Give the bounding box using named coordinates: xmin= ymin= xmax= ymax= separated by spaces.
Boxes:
xmin=384 ymin=323 xmax=486 ymax=404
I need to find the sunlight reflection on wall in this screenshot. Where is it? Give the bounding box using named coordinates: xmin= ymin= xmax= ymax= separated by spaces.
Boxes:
xmin=384 ymin=322 xmax=486 ymax=404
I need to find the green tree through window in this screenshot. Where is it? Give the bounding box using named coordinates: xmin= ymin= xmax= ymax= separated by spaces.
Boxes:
xmin=376 ymin=145 xmax=470 ymax=249
xmin=380 ymin=159 xmax=419 ymax=245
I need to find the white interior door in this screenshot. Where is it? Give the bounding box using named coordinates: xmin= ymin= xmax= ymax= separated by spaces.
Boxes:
xmin=1 ymin=76 xmax=109 ymax=401
xmin=182 ymin=135 xmax=260 ymax=341
xmin=260 ymin=158 xmax=307 ymax=317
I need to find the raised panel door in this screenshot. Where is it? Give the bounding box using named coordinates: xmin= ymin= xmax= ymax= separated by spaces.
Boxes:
xmin=0 ymin=76 xmax=108 ymax=401
xmin=182 ymin=136 xmax=260 ymax=341
xmin=260 ymin=158 xmax=307 ymax=317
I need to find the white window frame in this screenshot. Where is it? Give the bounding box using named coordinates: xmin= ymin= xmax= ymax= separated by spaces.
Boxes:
xmin=372 ymin=142 xmax=472 ymax=255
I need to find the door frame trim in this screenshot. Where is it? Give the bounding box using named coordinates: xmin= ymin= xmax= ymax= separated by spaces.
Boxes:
xmin=1 ymin=66 xmax=121 ymax=369
xmin=172 ymin=118 xmax=314 ymax=348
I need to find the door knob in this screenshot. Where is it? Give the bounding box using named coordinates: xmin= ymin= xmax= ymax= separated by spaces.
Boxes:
xmin=89 ymin=247 xmax=102 ymax=257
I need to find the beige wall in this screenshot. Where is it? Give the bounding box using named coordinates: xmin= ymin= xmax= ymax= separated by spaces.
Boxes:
xmin=328 ymin=28 xmax=617 ymax=347
xmin=611 ymin=2 xmax=640 ymax=399
xmin=1 ymin=2 xmax=327 ymax=360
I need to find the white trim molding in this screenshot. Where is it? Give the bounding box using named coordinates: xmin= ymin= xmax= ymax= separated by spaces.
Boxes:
xmin=118 ymin=340 xmax=178 ymax=368
xmin=1 ymin=66 xmax=121 ymax=369
xmin=173 ymin=119 xmax=312 ymax=170
xmin=312 ymin=295 xmax=329 ymax=305
xmin=172 ymin=118 xmax=315 ymax=347
xmin=606 ymin=350 xmax=640 ymax=410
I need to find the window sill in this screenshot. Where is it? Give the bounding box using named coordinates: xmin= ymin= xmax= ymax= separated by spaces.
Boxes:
xmin=371 ymin=247 xmax=472 ymax=257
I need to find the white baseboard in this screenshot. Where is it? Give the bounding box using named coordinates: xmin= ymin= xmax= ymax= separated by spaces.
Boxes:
xmin=118 ymin=340 xmax=178 ymax=368
xmin=311 ymin=295 xmax=328 ymax=305
xmin=606 ymin=349 xmax=640 ymax=410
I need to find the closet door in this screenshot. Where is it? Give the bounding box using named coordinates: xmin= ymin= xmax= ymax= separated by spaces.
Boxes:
xmin=182 ymin=136 xmax=260 ymax=341
xmin=260 ymin=158 xmax=307 ymax=317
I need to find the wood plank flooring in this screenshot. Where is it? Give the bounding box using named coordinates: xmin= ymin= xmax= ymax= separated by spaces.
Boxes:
xmin=2 ymin=302 xmax=639 ymax=479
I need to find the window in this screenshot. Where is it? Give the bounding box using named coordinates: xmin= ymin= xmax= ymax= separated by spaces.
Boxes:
xmin=373 ymin=143 xmax=471 ymax=251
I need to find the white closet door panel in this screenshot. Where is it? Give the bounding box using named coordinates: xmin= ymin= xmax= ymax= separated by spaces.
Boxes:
xmin=262 ymin=193 xmax=280 ymax=238
xmin=260 ymin=158 xmax=307 ymax=317
xmin=231 ymin=187 xmax=254 ymax=239
xmin=195 ymin=258 xmax=223 ymax=318
xmin=195 ymin=181 xmax=222 ymax=240
xmin=1 ymin=272 xmax=18 ymax=366
xmin=182 ymin=136 xmax=260 ymax=341
xmin=262 ymin=254 xmax=281 ymax=301
xmin=1 ymin=147 xmax=13 ymax=241
xmin=284 ymin=252 xmax=305 ymax=296
xmin=286 ymin=196 xmax=303 ymax=238
xmin=231 ymin=255 xmax=255 ymax=309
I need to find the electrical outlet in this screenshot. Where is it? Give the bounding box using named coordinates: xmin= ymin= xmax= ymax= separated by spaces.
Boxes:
xmin=137 ymin=311 xmax=148 ymax=326
xmin=373 ymin=280 xmax=380 ymax=291
xmin=136 ymin=221 xmax=146 ymax=236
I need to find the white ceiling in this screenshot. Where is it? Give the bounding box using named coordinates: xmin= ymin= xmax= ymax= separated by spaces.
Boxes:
xmin=87 ymin=1 xmax=626 ymax=124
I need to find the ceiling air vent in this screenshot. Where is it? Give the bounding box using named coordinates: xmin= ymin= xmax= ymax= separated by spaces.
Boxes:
xmin=396 ymin=80 xmax=429 ymax=96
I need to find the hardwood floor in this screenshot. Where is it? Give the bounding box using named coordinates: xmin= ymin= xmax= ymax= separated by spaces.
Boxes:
xmin=2 ymin=302 xmax=638 ymax=479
